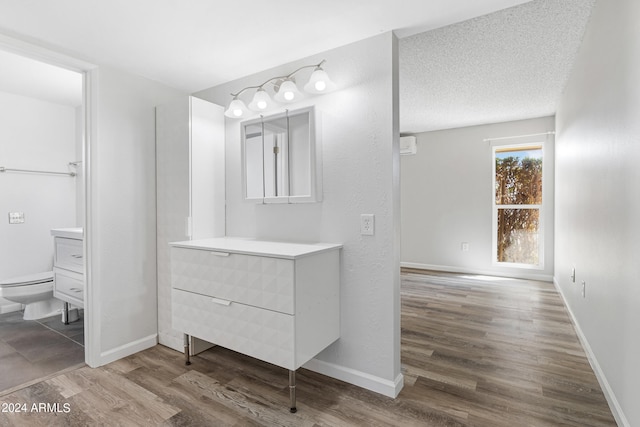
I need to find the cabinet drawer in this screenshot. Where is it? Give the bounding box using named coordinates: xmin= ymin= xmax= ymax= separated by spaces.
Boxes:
xmin=172 ymin=289 xmax=295 ymax=369
xmin=171 ymin=247 xmax=294 ymax=314
xmin=54 ymin=270 xmax=84 ymax=307
xmin=54 ymin=238 xmax=84 ymax=273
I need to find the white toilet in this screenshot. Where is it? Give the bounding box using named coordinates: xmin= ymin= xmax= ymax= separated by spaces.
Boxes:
xmin=0 ymin=271 xmax=64 ymax=320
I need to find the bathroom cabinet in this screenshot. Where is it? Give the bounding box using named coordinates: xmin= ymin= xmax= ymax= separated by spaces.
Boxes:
xmin=169 ymin=237 xmax=341 ymax=412
xmin=51 ymin=228 xmax=84 ymax=309
xmin=242 ymin=106 xmax=322 ymax=203
xmin=156 ymin=96 xmax=225 ymax=353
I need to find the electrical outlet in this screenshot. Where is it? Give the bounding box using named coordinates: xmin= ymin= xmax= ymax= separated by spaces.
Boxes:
xmin=8 ymin=212 xmax=24 ymax=224
xmin=360 ymin=214 xmax=374 ymax=236
xmin=461 ymin=242 xmax=470 ymax=252
xmin=581 ymin=281 xmax=586 ymax=298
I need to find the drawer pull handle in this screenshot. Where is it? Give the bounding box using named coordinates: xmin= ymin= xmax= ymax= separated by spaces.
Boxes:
xmin=69 ymin=288 xmax=82 ymax=293
xmin=211 ymin=297 xmax=231 ymax=306
xmin=71 ymin=254 xmax=83 ymax=259
xmin=210 ymin=251 xmax=230 ymax=257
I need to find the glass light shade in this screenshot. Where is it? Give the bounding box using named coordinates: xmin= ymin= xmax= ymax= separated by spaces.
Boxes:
xmin=304 ymin=68 xmax=336 ymax=94
xmin=248 ymin=88 xmax=273 ymax=111
xmin=274 ymin=79 xmax=302 ymax=103
xmin=224 ymin=98 xmax=249 ymax=118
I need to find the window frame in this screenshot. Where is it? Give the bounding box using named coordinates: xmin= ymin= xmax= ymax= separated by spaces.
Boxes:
xmin=491 ymin=141 xmax=545 ymax=270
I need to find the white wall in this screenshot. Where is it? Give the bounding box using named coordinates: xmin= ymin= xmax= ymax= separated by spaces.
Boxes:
xmin=555 ymin=0 xmax=639 ymax=425
xmin=0 ymin=91 xmax=77 ymax=311
xmin=196 ymin=33 xmax=403 ymax=396
xmin=401 ymin=117 xmax=555 ymax=280
xmin=87 ymin=66 xmax=185 ymax=365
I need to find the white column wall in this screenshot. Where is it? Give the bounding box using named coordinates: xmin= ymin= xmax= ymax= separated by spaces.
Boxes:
xmin=555 ymin=0 xmax=640 ymax=425
xmin=196 ymin=33 xmax=402 ymax=396
xmin=87 ymin=66 xmax=185 ymax=365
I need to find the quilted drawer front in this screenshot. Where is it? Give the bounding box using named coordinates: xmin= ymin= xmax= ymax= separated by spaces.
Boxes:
xmin=171 ymin=247 xmax=294 ymax=315
xmin=55 ymin=238 xmax=84 ymax=273
xmin=172 ymin=289 xmax=295 ymax=370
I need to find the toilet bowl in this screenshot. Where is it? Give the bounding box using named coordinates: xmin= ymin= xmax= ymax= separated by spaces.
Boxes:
xmin=0 ymin=271 xmax=63 ymax=320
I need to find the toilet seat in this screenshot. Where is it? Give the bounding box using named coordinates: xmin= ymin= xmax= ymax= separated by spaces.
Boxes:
xmin=0 ymin=271 xmax=54 ymax=287
xmin=0 ymin=271 xmax=61 ymax=320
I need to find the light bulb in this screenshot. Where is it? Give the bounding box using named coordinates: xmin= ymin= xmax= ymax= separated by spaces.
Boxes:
xmin=274 ymin=79 xmax=302 ymax=103
xmin=249 ymin=88 xmax=273 ymax=111
xmin=304 ymin=67 xmax=336 ymax=94
xmin=224 ymin=97 xmax=248 ymax=118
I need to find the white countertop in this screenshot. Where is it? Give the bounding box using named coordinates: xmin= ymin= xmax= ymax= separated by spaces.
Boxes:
xmin=170 ymin=237 xmax=342 ymax=259
xmin=51 ymin=227 xmax=84 ymax=239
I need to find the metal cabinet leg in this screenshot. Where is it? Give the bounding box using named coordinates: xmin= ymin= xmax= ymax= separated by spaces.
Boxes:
xmin=184 ymin=333 xmax=191 ymax=366
xmin=289 ymin=370 xmax=297 ymax=413
xmin=63 ymin=302 xmax=70 ymax=325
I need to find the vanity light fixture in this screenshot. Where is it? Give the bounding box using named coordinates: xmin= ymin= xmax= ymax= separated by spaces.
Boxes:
xmin=273 ymin=78 xmax=302 ymax=103
xmin=248 ymin=88 xmax=273 ymax=111
xmin=304 ymin=66 xmax=337 ymax=94
xmin=226 ymin=96 xmax=250 ymax=118
xmin=224 ymin=59 xmax=335 ymax=118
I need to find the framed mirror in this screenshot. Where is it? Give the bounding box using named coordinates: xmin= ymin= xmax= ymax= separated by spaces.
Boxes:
xmin=241 ymin=106 xmax=321 ymax=203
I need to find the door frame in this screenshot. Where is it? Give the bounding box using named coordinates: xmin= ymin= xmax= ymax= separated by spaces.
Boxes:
xmin=0 ymin=33 xmax=99 ymax=366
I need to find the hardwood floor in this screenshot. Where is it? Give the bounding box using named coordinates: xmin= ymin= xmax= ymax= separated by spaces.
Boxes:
xmin=400 ymin=270 xmax=616 ymax=426
xmin=0 ymin=271 xmax=616 ymax=426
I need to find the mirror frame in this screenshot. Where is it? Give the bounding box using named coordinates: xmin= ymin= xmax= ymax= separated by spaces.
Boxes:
xmin=241 ymin=106 xmax=322 ymax=204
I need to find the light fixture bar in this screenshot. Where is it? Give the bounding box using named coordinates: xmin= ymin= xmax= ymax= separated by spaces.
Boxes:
xmin=229 ymin=60 xmax=326 ymax=99
xmin=225 ymin=60 xmax=334 ymax=118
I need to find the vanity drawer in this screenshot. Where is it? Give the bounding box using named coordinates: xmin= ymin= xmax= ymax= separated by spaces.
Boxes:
xmin=54 ymin=237 xmax=84 ymax=273
xmin=171 ymin=246 xmax=294 ymax=315
xmin=172 ymin=289 xmax=295 ymax=369
xmin=54 ymin=270 xmax=84 ymax=307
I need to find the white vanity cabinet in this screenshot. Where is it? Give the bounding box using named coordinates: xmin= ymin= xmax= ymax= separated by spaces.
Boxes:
xmin=51 ymin=228 xmax=84 ymax=309
xmin=169 ymin=237 xmax=341 ymax=412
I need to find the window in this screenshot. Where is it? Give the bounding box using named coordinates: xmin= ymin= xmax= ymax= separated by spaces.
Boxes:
xmin=493 ymin=144 xmax=543 ymax=268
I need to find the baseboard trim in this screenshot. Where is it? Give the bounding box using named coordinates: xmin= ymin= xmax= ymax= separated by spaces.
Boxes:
xmin=99 ymin=334 xmax=158 ymax=366
xmin=552 ymin=278 xmax=629 ymax=427
xmin=401 ymin=262 xmax=553 ymax=282
xmin=303 ymin=358 xmax=404 ymax=398
xmin=159 ymin=334 xmax=404 ymax=398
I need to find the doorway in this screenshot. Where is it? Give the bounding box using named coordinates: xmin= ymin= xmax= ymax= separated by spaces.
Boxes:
xmin=0 ymin=38 xmax=94 ymax=392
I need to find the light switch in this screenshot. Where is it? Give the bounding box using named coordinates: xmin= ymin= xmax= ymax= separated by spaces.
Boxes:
xmin=9 ymin=212 xmax=25 ymax=224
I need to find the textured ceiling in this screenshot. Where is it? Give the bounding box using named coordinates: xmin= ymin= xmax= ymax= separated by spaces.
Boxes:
xmin=0 ymin=0 xmax=530 ymax=93
xmin=0 ymin=0 xmax=594 ymax=133
xmin=400 ymin=0 xmax=595 ymax=133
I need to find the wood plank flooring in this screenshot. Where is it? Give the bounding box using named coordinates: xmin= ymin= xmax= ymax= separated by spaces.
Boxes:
xmin=0 ymin=270 xmax=616 ymax=426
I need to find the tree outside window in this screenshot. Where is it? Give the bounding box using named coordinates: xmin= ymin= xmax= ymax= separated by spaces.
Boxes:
xmin=494 ymin=145 xmax=543 ymax=266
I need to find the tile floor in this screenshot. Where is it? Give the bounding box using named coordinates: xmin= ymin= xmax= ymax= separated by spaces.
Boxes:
xmin=0 ymin=310 xmax=84 ymax=394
